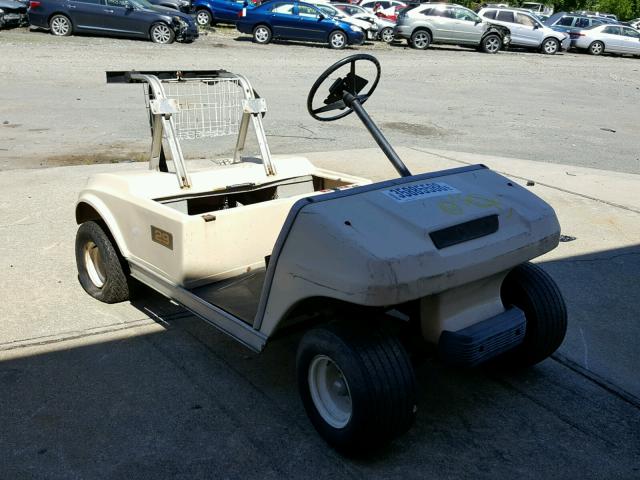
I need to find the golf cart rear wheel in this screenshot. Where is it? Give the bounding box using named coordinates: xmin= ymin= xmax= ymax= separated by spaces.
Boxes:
xmin=499 ymin=262 xmax=567 ymax=368
xmin=75 ymin=221 xmax=131 ymax=304
xmin=296 ymin=323 xmax=416 ymax=454
xmin=481 ymin=33 xmax=502 ymax=53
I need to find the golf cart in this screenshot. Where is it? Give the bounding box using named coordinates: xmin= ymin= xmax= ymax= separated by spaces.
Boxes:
xmin=75 ymin=55 xmax=567 ymax=453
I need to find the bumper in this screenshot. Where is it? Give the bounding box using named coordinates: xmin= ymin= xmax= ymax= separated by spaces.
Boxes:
xmin=560 ymin=36 xmax=570 ymax=51
xmin=393 ymin=24 xmax=412 ymax=40
xmin=1 ymin=11 xmax=28 ymax=27
xmin=177 ymin=25 xmax=199 ymax=41
xmin=27 ymin=11 xmax=48 ymax=28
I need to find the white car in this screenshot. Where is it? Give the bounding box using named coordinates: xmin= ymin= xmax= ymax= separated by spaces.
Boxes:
xmin=359 ymin=0 xmax=405 ymax=17
xmin=334 ymin=2 xmax=396 ymax=42
xmin=315 ymin=3 xmax=378 ymax=38
xmin=479 ymin=7 xmax=569 ymax=54
xmin=573 ymin=24 xmax=640 ymax=56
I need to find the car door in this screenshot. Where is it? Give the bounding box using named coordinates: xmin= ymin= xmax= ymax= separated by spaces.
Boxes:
xmin=268 ymin=2 xmax=296 ymax=38
xmin=494 ymin=10 xmax=519 ymax=43
xmin=621 ymin=27 xmax=640 ymax=54
xmin=294 ymin=3 xmax=326 ymax=41
xmin=447 ymin=6 xmax=482 ymax=44
xmin=515 ymin=11 xmax=543 ymax=46
xmin=65 ymin=0 xmax=107 ymax=31
xmin=600 ymin=25 xmax=623 ymax=53
xmin=101 ymin=0 xmax=147 ymax=35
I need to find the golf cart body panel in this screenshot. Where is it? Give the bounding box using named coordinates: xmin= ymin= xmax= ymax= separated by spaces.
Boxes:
xmin=77 ymin=157 xmax=370 ymax=289
xmin=257 ymin=164 xmax=560 ymax=337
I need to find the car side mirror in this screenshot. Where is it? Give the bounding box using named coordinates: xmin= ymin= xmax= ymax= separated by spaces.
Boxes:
xmin=318 ymin=13 xmax=325 ymax=20
xmin=475 ymin=18 xmax=481 ymax=24
xmin=125 ymin=2 xmax=134 ymax=9
xmin=533 ymin=24 xmax=540 ymax=29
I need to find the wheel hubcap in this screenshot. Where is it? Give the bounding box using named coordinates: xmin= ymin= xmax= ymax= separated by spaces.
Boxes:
xmin=592 ymin=43 xmax=602 ymax=54
xmin=52 ymin=18 xmax=69 ymax=35
xmin=382 ymin=28 xmax=393 ymax=42
xmin=486 ymin=37 xmax=499 ymax=52
xmin=332 ymin=33 xmax=345 ymax=48
xmin=308 ymin=355 xmax=352 ymax=428
xmin=153 ymin=25 xmax=171 ymax=43
xmin=255 ymin=27 xmax=268 ymax=42
xmin=84 ymin=241 xmax=106 ymax=288
xmin=414 ymin=32 xmax=428 ymax=48
xmin=196 ymin=11 xmax=209 ymax=25
xmin=544 ymin=40 xmax=557 ymax=53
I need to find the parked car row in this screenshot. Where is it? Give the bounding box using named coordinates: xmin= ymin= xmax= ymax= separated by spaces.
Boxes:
xmin=6 ymin=0 xmax=640 ymax=57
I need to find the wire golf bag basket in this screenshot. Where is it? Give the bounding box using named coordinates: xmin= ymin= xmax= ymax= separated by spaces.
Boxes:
xmin=106 ymin=70 xmax=276 ymax=188
xmin=160 ymin=78 xmax=244 ymax=140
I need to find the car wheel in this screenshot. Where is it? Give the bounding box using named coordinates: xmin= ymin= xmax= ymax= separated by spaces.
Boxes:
xmin=328 ymin=30 xmax=347 ymax=49
xmin=589 ymin=40 xmax=604 ymax=55
xmin=410 ymin=29 xmax=431 ymax=49
xmin=297 ymin=322 xmax=416 ymax=454
xmin=481 ymin=33 xmax=502 ymax=53
xmin=379 ymin=26 xmax=394 ymax=43
xmin=195 ymin=9 xmax=212 ymax=26
xmin=497 ymin=262 xmax=568 ymax=368
xmin=252 ymin=24 xmax=272 ymax=44
xmin=541 ymin=37 xmax=560 ymax=55
xmin=75 ymin=221 xmax=132 ymax=304
xmin=49 ymin=14 xmax=72 ymax=37
xmin=150 ymin=22 xmax=175 ymax=44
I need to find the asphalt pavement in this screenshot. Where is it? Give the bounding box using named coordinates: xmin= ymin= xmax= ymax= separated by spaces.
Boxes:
xmin=1 ymin=147 xmax=639 ymax=479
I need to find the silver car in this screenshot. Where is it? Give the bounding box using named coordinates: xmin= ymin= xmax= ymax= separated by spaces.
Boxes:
xmin=479 ymin=7 xmax=569 ymax=54
xmin=574 ymin=24 xmax=640 ymax=56
xmin=394 ymin=3 xmax=511 ymax=53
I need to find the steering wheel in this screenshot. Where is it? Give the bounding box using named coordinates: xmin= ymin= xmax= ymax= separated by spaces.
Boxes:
xmin=307 ymin=54 xmax=381 ymax=122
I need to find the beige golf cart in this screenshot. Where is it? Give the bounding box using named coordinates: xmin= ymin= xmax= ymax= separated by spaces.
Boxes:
xmin=75 ymin=55 xmax=567 ymax=453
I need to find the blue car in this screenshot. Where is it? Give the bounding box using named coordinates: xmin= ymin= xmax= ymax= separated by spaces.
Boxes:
xmin=192 ymin=0 xmax=253 ymax=26
xmin=27 ymin=0 xmax=198 ymax=43
xmin=236 ymin=1 xmax=364 ymax=49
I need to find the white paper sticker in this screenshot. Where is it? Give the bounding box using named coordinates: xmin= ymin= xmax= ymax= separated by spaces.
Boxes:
xmin=383 ymin=182 xmax=459 ymax=203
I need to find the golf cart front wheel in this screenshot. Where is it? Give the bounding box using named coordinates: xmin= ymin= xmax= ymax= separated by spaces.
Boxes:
xmin=75 ymin=221 xmax=131 ymax=304
xmin=296 ymin=322 xmax=416 ymax=454
xmin=499 ymin=262 xmax=567 ymax=368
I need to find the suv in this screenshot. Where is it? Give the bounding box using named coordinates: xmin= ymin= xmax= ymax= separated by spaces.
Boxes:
xmin=479 ymin=7 xmax=568 ymax=54
xmin=394 ymin=3 xmax=510 ymax=53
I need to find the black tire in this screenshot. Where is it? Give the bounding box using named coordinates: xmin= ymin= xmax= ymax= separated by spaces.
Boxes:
xmin=297 ymin=322 xmax=416 ymax=454
xmin=150 ymin=22 xmax=175 ymax=44
xmin=49 ymin=14 xmax=72 ymax=36
xmin=252 ymin=24 xmax=272 ymax=44
xmin=75 ymin=221 xmax=131 ymax=304
xmin=328 ymin=30 xmax=347 ymax=49
xmin=589 ymin=40 xmax=604 ymax=55
xmin=410 ymin=29 xmax=431 ymax=49
xmin=499 ymin=262 xmax=567 ymax=368
xmin=195 ymin=8 xmax=212 ymax=27
xmin=540 ymin=37 xmax=560 ymax=55
xmin=379 ymin=26 xmax=394 ymax=43
xmin=481 ymin=33 xmax=502 ymax=53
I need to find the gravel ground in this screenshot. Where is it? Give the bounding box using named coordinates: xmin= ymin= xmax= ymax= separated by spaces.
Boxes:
xmin=1 ymin=25 xmax=639 ymax=173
